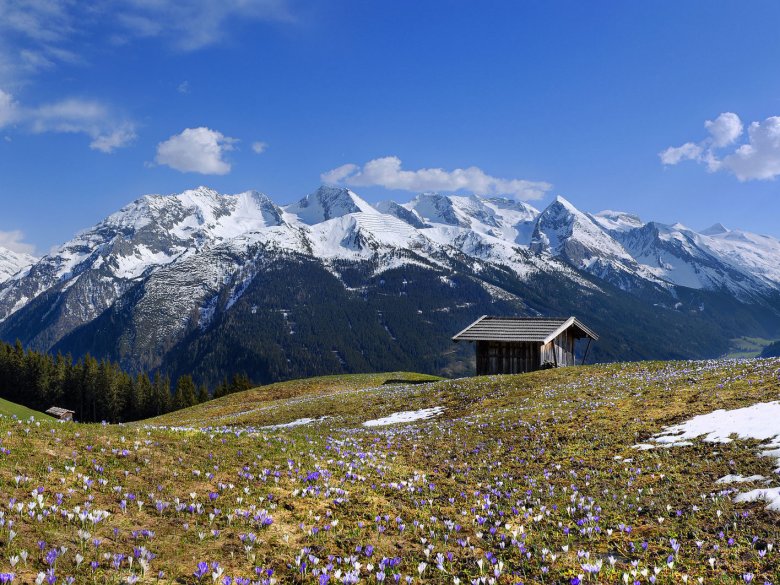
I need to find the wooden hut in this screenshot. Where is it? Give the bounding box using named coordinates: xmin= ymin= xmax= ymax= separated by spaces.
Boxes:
xmin=452 ymin=316 xmax=598 ymax=375
xmin=45 ymin=407 xmax=75 ymax=421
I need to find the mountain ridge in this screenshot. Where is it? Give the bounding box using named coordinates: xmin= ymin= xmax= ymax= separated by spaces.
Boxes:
xmin=2 ymin=185 xmax=780 ymax=384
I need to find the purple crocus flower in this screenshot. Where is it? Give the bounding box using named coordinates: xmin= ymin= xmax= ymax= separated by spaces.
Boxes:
xmin=193 ymin=562 xmax=209 ymax=581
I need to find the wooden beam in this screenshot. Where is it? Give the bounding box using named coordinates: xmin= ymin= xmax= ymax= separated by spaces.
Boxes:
xmin=581 ymin=338 xmax=592 ymax=365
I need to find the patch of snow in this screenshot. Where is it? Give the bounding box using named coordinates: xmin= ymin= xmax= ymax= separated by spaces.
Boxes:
xmin=261 ymin=416 xmax=329 ymax=430
xmin=650 ymin=401 xmax=780 ymax=448
xmin=363 ymin=406 xmax=444 ymax=427
xmin=0 ymin=246 xmax=37 ymax=283
xmin=700 ymin=222 xmax=729 ymax=236
xmin=716 ymin=474 xmax=766 ymax=484
xmin=592 ymin=210 xmax=645 ymax=233
xmin=353 ymin=213 xmax=423 ymax=247
xmin=734 ymin=488 xmax=780 ymax=511
xmin=113 ymin=245 xmax=177 ymax=279
xmin=284 ymin=186 xmax=371 ymax=225
xmin=530 ymin=196 xmax=660 ymax=286
xmin=699 ymin=228 xmax=780 ymax=290
xmin=406 ymin=193 xmax=463 ymax=227
xmin=639 ymin=400 xmax=780 ymax=511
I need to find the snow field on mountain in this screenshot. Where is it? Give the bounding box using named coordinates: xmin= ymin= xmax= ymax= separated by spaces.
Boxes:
xmin=6 ymin=185 xmax=780 ymax=318
xmin=7 ymin=185 xmax=780 ymax=310
xmin=113 ymin=245 xmax=178 ymax=279
xmin=0 ymin=247 xmax=36 ymax=283
xmin=4 ymin=184 xmax=780 ymax=376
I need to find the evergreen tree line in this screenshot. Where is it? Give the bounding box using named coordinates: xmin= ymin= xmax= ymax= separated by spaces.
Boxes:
xmin=0 ymin=340 xmax=253 ymax=422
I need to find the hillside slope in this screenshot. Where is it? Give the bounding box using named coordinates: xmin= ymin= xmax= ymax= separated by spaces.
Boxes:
xmin=0 ymin=396 xmax=53 ymax=420
xmin=2 ymin=359 xmax=779 ymax=582
xmin=149 ymin=370 xmax=440 ymax=427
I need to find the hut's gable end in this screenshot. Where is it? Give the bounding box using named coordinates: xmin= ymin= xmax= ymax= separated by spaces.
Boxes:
xmin=541 ymin=330 xmax=576 ymax=367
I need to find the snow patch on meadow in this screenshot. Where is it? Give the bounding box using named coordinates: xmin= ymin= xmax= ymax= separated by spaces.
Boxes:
xmin=363 ymin=407 xmax=444 ymax=427
xmin=650 ymin=401 xmax=780 ymax=447
xmin=716 ymin=474 xmax=766 ymax=484
xmin=636 ymin=400 xmax=780 ymax=511
xmin=734 ymin=487 xmax=780 ymax=511
xmin=261 ymin=416 xmax=329 ymax=430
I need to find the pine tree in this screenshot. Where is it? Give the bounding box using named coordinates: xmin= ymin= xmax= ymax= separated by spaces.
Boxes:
xmin=81 ymin=354 xmax=100 ymax=422
xmin=173 ymin=375 xmax=197 ymax=410
xmin=151 ymin=373 xmax=171 ymax=416
xmin=213 ymin=377 xmax=230 ymax=399
xmin=197 ymin=384 xmax=210 ymax=404
xmin=131 ymin=373 xmax=153 ymax=420
xmin=229 ymin=373 xmax=252 ymax=394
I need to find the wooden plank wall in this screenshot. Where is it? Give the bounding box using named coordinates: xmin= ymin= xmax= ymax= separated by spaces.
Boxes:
xmin=477 ymin=341 xmax=542 ymax=375
xmin=475 ymin=332 xmax=578 ymax=375
xmin=540 ymin=331 xmax=575 ymax=367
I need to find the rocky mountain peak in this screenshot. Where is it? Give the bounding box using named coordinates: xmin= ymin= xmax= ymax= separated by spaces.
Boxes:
xmin=0 ymin=246 xmax=37 ymax=283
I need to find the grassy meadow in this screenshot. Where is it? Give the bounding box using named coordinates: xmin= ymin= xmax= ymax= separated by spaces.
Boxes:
xmin=0 ymin=398 xmax=52 ymax=421
xmin=0 ymin=360 xmax=778 ymax=583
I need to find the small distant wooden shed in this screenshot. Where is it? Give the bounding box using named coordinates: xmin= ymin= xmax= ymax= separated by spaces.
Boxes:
xmin=452 ymin=316 xmax=598 ymax=375
xmin=45 ymin=407 xmax=75 ymax=421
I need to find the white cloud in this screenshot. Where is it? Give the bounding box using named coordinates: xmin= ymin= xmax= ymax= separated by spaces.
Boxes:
xmin=322 ymin=163 xmax=358 ymax=183
xmin=177 ymin=80 xmax=190 ymax=94
xmin=155 ymin=127 xmax=237 ymax=174
xmin=661 ymin=112 xmax=780 ymax=181
xmin=89 ymin=124 xmax=137 ymax=153
xmin=28 ymin=97 xmax=136 ymax=152
xmin=0 ymin=0 xmax=81 ymax=81
xmin=721 ymin=117 xmax=780 ymax=181
xmin=0 ymin=89 xmax=17 ymax=126
xmin=0 ymin=89 xmax=136 ymax=151
xmin=0 ymin=1 xmax=293 ymax=146
xmin=251 ymin=141 xmax=268 ymax=154
xmin=0 ymin=229 xmax=35 ymax=255
xmin=0 ymin=0 xmax=73 ymax=44
xmin=704 ymin=112 xmax=743 ymax=147
xmin=115 ymin=0 xmax=295 ymax=51
xmin=321 ymin=156 xmax=552 ymax=200
xmin=659 ymin=142 xmax=702 ymax=166
xmin=0 ymin=1 xmax=294 ymax=86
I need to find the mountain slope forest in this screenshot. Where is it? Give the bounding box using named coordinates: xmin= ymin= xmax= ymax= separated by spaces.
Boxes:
xmin=1 ymin=186 xmax=779 ymax=385
xmin=0 ymin=339 xmax=252 ymax=422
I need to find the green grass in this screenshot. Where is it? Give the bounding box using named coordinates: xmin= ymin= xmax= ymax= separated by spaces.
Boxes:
xmin=0 ymin=396 xmax=54 ymax=420
xmin=723 ymin=336 xmax=776 ymax=358
xmin=148 ymin=370 xmax=441 ymax=428
xmin=0 ymin=361 xmax=779 ymax=583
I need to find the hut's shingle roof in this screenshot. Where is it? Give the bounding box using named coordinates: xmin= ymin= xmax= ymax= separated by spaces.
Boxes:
xmin=452 ymin=316 xmax=598 ymax=343
xmin=45 ymin=407 xmax=75 ymax=417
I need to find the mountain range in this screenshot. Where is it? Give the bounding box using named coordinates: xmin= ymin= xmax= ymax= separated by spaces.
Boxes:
xmin=2 ymin=185 xmax=779 ymax=385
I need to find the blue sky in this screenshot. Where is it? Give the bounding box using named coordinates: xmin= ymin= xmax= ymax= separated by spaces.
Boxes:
xmin=1 ymin=1 xmax=780 ymax=253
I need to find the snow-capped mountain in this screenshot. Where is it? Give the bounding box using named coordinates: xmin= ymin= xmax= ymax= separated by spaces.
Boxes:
xmin=0 ymin=187 xmax=287 ymax=347
xmin=0 ymin=246 xmax=36 ymax=283
xmin=2 ymin=185 xmax=780 ymax=383
xmin=529 ymin=196 xmax=664 ymax=290
xmin=592 ymin=213 xmax=780 ymax=299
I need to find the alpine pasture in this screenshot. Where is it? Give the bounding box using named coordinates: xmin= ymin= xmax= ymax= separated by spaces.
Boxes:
xmin=0 ymin=360 xmax=779 ymax=583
